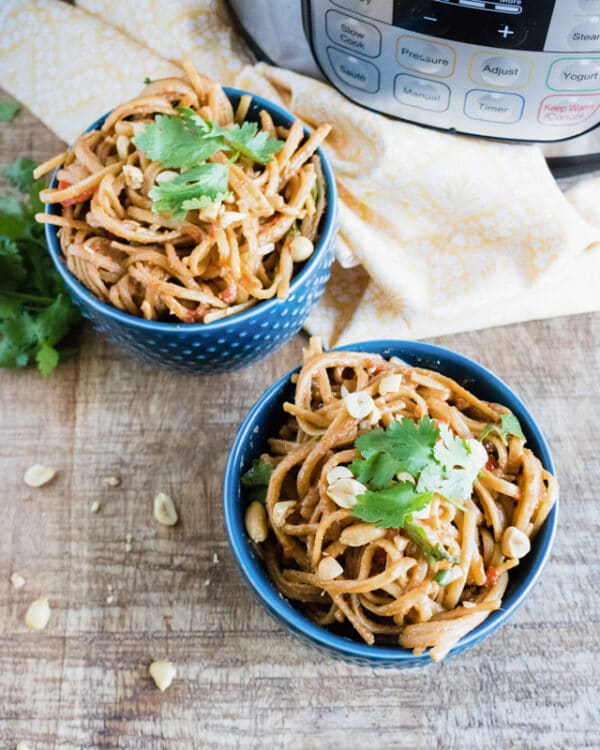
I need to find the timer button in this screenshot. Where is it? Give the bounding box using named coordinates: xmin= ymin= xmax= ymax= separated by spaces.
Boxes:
xmin=470 ymin=53 xmax=532 ymax=89
xmin=547 ymin=58 xmax=600 ymax=92
xmin=326 ymin=10 xmax=382 ymax=58
xmin=464 ymin=90 xmax=524 ymax=124
xmin=568 ymin=20 xmax=600 ymax=52
xmin=327 ymin=47 xmax=380 ymax=93
xmin=396 ymin=35 xmax=456 ymax=78
xmin=394 ymin=74 xmax=450 ymax=112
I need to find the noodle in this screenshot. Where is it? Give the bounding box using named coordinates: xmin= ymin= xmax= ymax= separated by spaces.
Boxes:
xmin=35 ymin=64 xmax=331 ymax=323
xmin=244 ymin=339 xmax=558 ymax=661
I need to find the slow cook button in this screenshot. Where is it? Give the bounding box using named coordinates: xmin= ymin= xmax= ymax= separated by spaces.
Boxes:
xmin=326 ymin=10 xmax=382 ymax=58
xmin=470 ymin=53 xmax=532 ymax=89
xmin=568 ymin=20 xmax=600 ymax=52
xmin=393 ymin=74 xmax=450 ymax=112
xmin=547 ymin=58 xmax=600 ymax=91
xmin=464 ymin=90 xmax=524 ymax=123
xmin=538 ymin=94 xmax=600 ymax=125
xmin=396 ymin=35 xmax=455 ymax=78
xmin=327 ymin=47 xmax=380 ymax=93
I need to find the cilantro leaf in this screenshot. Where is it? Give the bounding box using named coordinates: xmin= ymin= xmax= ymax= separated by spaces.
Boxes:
xmin=148 ymin=163 xmax=230 ymax=220
xmin=350 ymin=451 xmax=399 ymax=490
xmin=241 ymin=457 xmax=274 ymax=503
xmin=219 ymin=121 xmax=284 ymax=164
xmin=352 ymin=481 xmax=433 ymax=528
xmin=479 ymin=413 xmax=526 ymax=445
xmin=2 ymin=157 xmax=37 ymax=192
xmin=36 ymin=340 xmax=59 ymax=377
xmin=0 ymin=101 xmax=21 ymax=123
xmin=355 ymin=416 xmax=439 ymax=475
xmin=0 ymin=237 xmax=26 ymax=290
xmin=132 ymin=111 xmax=225 ymax=169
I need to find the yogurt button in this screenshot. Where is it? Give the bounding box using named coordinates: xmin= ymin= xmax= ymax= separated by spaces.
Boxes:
xmin=568 ymin=20 xmax=600 ymax=52
xmin=327 ymin=47 xmax=380 ymax=93
xmin=394 ymin=74 xmax=450 ymax=112
xmin=464 ymin=90 xmax=524 ymax=123
xmin=547 ymin=58 xmax=600 ymax=91
xmin=326 ymin=10 xmax=382 ymax=58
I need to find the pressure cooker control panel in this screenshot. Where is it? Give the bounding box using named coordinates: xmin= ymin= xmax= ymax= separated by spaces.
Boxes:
xmin=304 ymin=0 xmax=600 ymax=142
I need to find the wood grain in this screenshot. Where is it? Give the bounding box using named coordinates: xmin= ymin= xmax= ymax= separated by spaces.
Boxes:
xmin=1 ymin=91 xmax=599 ymax=750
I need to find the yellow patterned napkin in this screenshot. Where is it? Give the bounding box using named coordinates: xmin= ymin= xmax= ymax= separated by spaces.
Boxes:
xmin=1 ymin=0 xmax=599 ymax=344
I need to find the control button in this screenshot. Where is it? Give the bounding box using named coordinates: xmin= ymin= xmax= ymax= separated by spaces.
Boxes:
xmin=326 ymin=10 xmax=382 ymax=58
xmin=394 ymin=74 xmax=450 ymax=112
xmin=578 ymin=0 xmax=600 ymax=12
xmin=327 ymin=47 xmax=380 ymax=93
xmin=547 ymin=58 xmax=600 ymax=92
xmin=470 ymin=53 xmax=532 ymax=89
xmin=464 ymin=90 xmax=524 ymax=123
xmin=538 ymin=94 xmax=600 ymax=125
xmin=396 ymin=35 xmax=455 ymax=78
xmin=484 ymin=17 xmax=528 ymax=48
xmin=568 ymin=20 xmax=600 ymax=52
xmin=330 ymin=0 xmax=393 ymax=24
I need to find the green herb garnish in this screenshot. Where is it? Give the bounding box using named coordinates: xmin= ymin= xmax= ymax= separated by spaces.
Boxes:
xmin=240 ymin=457 xmax=274 ymax=502
xmin=0 ymin=157 xmax=81 ymax=375
xmin=0 ymin=101 xmax=21 ymax=123
xmin=479 ymin=413 xmax=526 ymax=445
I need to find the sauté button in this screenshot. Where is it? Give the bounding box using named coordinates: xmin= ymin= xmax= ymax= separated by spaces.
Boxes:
xmin=326 ymin=10 xmax=382 ymax=58
xmin=464 ymin=90 xmax=524 ymax=123
xmin=538 ymin=94 xmax=600 ymax=125
xmin=327 ymin=47 xmax=380 ymax=93
xmin=547 ymin=58 xmax=600 ymax=91
xmin=470 ymin=53 xmax=532 ymax=89
xmin=394 ymin=74 xmax=450 ymax=112
xmin=396 ymin=35 xmax=455 ymax=78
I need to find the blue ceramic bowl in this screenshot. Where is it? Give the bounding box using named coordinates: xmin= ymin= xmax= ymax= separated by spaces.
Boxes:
xmin=224 ymin=340 xmax=558 ymax=667
xmin=44 ymin=89 xmax=337 ymax=374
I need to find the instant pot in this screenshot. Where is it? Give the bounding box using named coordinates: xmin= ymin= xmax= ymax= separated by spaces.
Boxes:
xmin=228 ymin=0 xmax=600 ymax=175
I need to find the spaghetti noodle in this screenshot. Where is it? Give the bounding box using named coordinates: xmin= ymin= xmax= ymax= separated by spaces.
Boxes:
xmin=244 ymin=339 xmax=558 ymax=661
xmin=35 ymin=63 xmax=330 ymax=323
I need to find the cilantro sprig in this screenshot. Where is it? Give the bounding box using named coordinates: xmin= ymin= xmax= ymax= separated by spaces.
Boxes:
xmin=132 ymin=106 xmax=284 ymax=219
xmin=350 ymin=416 xmax=487 ymax=563
xmin=479 ymin=413 xmax=526 ymax=445
xmin=240 ymin=457 xmax=274 ymax=503
xmin=0 ymin=157 xmax=81 ymax=375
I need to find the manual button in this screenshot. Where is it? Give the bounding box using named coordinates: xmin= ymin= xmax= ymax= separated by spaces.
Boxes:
xmin=464 ymin=90 xmax=524 ymax=123
xmin=396 ymin=35 xmax=455 ymax=78
xmin=470 ymin=53 xmax=532 ymax=89
xmin=326 ymin=10 xmax=382 ymax=59
xmin=394 ymin=74 xmax=450 ymax=112
xmin=547 ymin=58 xmax=600 ymax=91
xmin=327 ymin=47 xmax=380 ymax=93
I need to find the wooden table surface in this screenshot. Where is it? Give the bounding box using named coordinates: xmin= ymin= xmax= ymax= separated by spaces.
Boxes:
xmin=1 ymin=96 xmax=599 ymax=750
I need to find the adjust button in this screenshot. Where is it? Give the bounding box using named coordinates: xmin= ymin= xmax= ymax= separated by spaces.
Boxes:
xmin=538 ymin=94 xmax=600 ymax=125
xmin=327 ymin=47 xmax=380 ymax=93
xmin=568 ymin=19 xmax=600 ymax=51
xmin=470 ymin=53 xmax=532 ymax=89
xmin=394 ymin=74 xmax=450 ymax=112
xmin=464 ymin=90 xmax=524 ymax=123
xmin=326 ymin=10 xmax=382 ymax=58
xmin=547 ymin=58 xmax=600 ymax=91
xmin=396 ymin=35 xmax=455 ymax=78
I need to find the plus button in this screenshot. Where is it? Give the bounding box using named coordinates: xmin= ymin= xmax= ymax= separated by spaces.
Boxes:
xmin=498 ymin=25 xmax=515 ymax=39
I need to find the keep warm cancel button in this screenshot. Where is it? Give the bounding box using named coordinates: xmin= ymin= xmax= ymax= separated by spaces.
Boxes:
xmin=538 ymin=94 xmax=600 ymax=125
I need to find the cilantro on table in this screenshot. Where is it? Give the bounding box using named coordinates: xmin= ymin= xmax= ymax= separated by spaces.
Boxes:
xmin=479 ymin=413 xmax=526 ymax=445
xmin=350 ymin=416 xmax=487 ymax=564
xmin=0 ymin=101 xmax=21 ymax=123
xmin=240 ymin=457 xmax=274 ymax=502
xmin=132 ymin=106 xmax=284 ymax=218
xmin=0 ymin=157 xmax=81 ymax=375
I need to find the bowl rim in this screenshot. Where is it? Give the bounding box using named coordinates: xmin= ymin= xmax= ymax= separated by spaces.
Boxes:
xmin=43 ymin=86 xmax=338 ymax=333
xmin=223 ymin=339 xmax=559 ymax=664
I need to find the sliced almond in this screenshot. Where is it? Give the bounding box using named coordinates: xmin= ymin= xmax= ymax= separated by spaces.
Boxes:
xmin=155 ymin=169 xmax=178 ymax=184
xmin=317 ymin=556 xmax=344 ymax=581
xmin=501 ymin=526 xmax=531 ymax=559
xmin=24 ymin=464 xmax=56 ymax=488
xmin=24 ymin=597 xmax=51 ymax=630
xmin=122 ymin=164 xmax=143 ymax=190
xmin=326 ymin=477 xmax=366 ymax=509
xmin=340 ymin=523 xmax=387 ymax=547
xmin=11 ymin=573 xmax=25 ymax=589
xmin=326 ymin=465 xmax=353 ymax=485
xmin=272 ymin=501 xmax=296 ymax=527
xmin=245 ymin=501 xmax=268 ymax=543
xmin=153 ymin=492 xmax=178 ymax=526
xmin=378 ymin=373 xmax=403 ymax=395
xmin=90 ymin=501 xmax=101 ymax=513
xmin=342 ymin=389 xmax=376 ymax=420
xmin=115 ymin=134 xmax=130 ymax=160
xmin=103 ymin=475 xmax=121 ymax=487
xmin=149 ymin=660 xmax=176 ymax=692
xmin=290 ymin=235 xmax=314 ymax=262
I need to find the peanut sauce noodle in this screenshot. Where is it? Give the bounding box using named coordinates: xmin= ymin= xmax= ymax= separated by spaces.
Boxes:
xmin=252 ymin=339 xmax=558 ymax=661
xmin=34 ymin=63 xmax=330 ymax=323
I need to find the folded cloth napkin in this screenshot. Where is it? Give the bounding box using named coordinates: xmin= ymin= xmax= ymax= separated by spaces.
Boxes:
xmin=1 ymin=0 xmax=599 ymax=345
